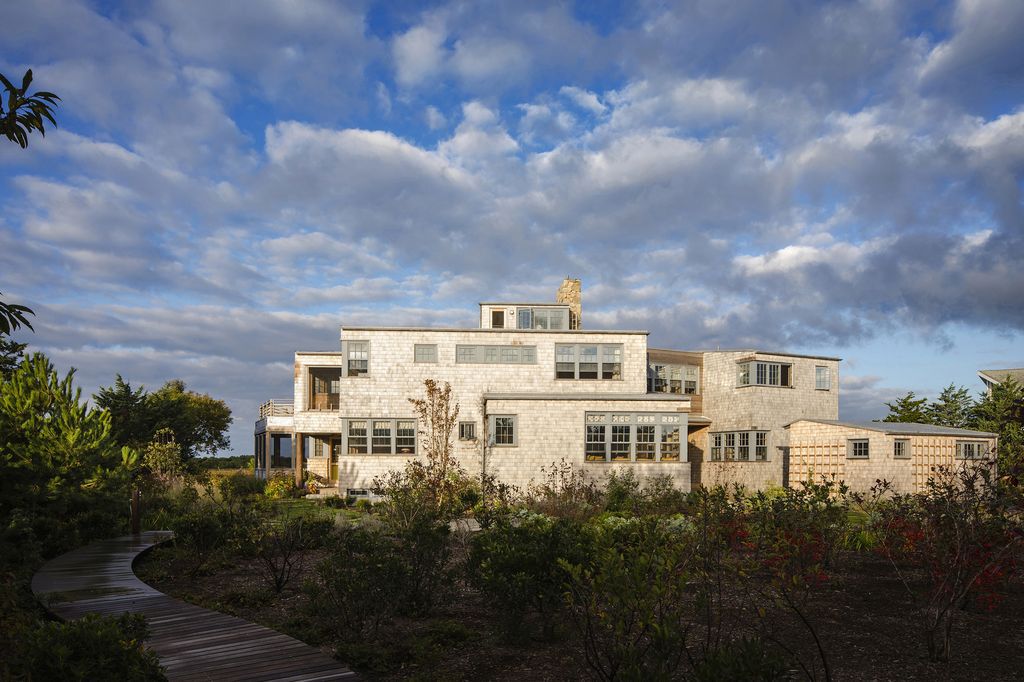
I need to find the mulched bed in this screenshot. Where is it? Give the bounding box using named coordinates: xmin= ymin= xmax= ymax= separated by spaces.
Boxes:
xmin=136 ymin=546 xmax=1024 ymax=681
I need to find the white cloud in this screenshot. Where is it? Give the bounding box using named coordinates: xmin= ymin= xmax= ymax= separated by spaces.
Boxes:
xmin=392 ymin=22 xmax=448 ymax=87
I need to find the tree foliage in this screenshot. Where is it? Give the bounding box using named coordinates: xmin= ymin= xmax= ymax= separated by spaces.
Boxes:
xmin=927 ymin=383 xmax=976 ymax=429
xmin=883 ymin=392 xmax=930 ymax=423
xmin=0 ymin=338 xmax=27 ymax=378
xmin=1 ymin=69 xmax=60 ymax=148
xmin=975 ymin=377 xmax=1024 ymax=478
xmin=95 ymin=376 xmax=232 ymax=460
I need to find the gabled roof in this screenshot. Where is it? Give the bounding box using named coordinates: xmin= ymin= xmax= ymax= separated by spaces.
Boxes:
xmin=978 ymin=368 xmax=1024 ymax=386
xmin=785 ymin=419 xmax=997 ymax=438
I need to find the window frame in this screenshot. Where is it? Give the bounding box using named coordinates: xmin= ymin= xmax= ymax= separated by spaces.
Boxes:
xmin=847 ymin=439 xmax=870 ymax=459
xmin=709 ymin=431 xmax=770 ymax=462
xmin=815 ymin=365 xmax=831 ymax=391
xmin=414 ymin=343 xmax=438 ymax=363
xmin=343 ymin=418 xmax=416 ymax=456
xmin=583 ymin=412 xmax=683 ymax=463
xmin=307 ymin=367 xmax=342 ymax=411
xmin=555 ymin=343 xmax=624 ymax=380
xmin=893 ymin=438 xmax=911 ymax=459
xmin=955 ymin=440 xmax=989 ymax=460
xmin=489 ymin=415 xmax=517 ymax=447
xmin=648 ymin=362 xmax=700 ymax=394
xmin=458 ymin=421 xmax=477 ymax=441
xmin=344 ymin=340 xmax=370 ymax=377
xmin=491 ymin=309 xmax=505 ymax=328
xmin=455 ymin=344 xmax=537 ymax=364
xmin=737 ymin=360 xmax=793 ymax=388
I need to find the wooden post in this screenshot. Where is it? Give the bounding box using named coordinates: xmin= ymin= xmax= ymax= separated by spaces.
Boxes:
xmin=130 ymin=488 xmax=141 ymax=535
xmin=295 ymin=432 xmax=304 ymax=487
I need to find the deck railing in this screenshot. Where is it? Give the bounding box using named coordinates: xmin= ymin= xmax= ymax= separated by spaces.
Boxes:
xmin=259 ymin=399 xmax=294 ymax=418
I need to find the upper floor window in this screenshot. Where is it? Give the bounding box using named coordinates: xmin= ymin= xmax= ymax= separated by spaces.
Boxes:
xmin=414 ymin=344 xmax=438 ymax=363
xmin=456 ymin=344 xmax=536 ymax=364
xmin=347 ymin=341 xmax=369 ymax=376
xmin=556 ymin=344 xmax=623 ymax=380
xmin=737 ymin=361 xmax=792 ymax=387
xmin=649 ymin=363 xmax=700 ymax=394
xmin=308 ymin=368 xmax=341 ymax=410
xmin=517 ymin=307 xmax=569 ymax=330
xmin=815 ymin=366 xmax=831 ymax=390
xmin=956 ymin=441 xmax=989 ymax=459
xmin=491 ymin=309 xmax=505 ymax=328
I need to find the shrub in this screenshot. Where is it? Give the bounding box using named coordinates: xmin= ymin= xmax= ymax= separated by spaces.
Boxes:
xmin=524 ymin=459 xmax=603 ymax=520
xmin=217 ymin=472 xmax=265 ymax=501
xmin=257 ymin=513 xmax=314 ymax=594
xmin=8 ymin=613 xmax=165 ymax=681
xmin=393 ymin=516 xmax=454 ymax=616
xmin=693 ymin=638 xmax=791 ymax=681
xmin=468 ymin=511 xmax=592 ymax=640
xmin=868 ymin=465 xmax=1022 ymax=662
xmin=264 ymin=472 xmax=295 ymax=500
xmin=354 ymin=498 xmax=373 ymax=513
xmin=169 ymin=508 xmax=229 ymax=578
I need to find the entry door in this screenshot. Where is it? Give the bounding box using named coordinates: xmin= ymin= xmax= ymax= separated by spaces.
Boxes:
xmin=329 ymin=437 xmax=342 ymax=482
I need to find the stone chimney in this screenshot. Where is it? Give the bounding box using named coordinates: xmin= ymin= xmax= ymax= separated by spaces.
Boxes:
xmin=556 ymin=277 xmax=582 ymax=329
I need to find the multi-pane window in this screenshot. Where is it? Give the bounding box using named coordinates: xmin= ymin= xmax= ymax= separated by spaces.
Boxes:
xmin=456 ymin=345 xmax=537 ymax=364
xmin=815 ymin=366 xmax=831 ymax=390
xmin=848 ymin=439 xmax=870 ymax=459
xmin=347 ymin=341 xmax=369 ymax=376
xmin=738 ymin=361 xmax=792 ymax=387
xmin=458 ymin=421 xmax=476 ymax=441
xmin=414 ymin=344 xmax=438 ymax=363
xmin=650 ymin=364 xmax=692 ymax=393
xmin=491 ymin=416 xmax=516 ymax=446
xmin=372 ymin=420 xmax=393 ymax=454
xmin=584 ymin=413 xmax=683 ymax=462
xmin=517 ymin=307 xmax=569 ymax=330
xmin=710 ymin=431 xmax=769 ymax=461
xmin=956 ymin=441 xmax=989 ymax=459
xmin=894 ymin=439 xmax=910 ymax=459
xmin=345 ymin=418 xmax=416 ymax=455
xmin=347 ymin=420 xmax=368 ymax=454
xmin=309 ymin=368 xmax=341 ymax=410
xmin=555 ymin=344 xmax=624 ymax=380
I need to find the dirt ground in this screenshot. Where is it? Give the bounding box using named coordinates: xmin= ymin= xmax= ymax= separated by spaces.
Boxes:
xmin=136 ymin=547 xmax=1024 ymax=681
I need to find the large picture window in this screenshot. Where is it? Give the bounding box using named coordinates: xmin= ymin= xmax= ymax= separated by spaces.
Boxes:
xmin=456 ymin=345 xmax=536 ymax=364
xmin=517 ymin=307 xmax=569 ymax=330
xmin=555 ymin=344 xmax=624 ymax=380
xmin=956 ymin=441 xmax=989 ymax=459
xmin=710 ymin=431 xmax=769 ymax=461
xmin=737 ymin=361 xmax=792 ymax=387
xmin=344 ymin=418 xmax=415 ymax=455
xmin=584 ymin=413 xmax=683 ymax=462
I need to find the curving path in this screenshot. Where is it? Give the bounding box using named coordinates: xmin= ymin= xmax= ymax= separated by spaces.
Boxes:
xmin=32 ymin=531 xmax=357 ymax=681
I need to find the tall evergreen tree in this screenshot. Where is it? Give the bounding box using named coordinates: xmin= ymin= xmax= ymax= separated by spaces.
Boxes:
xmin=0 ymin=338 xmax=27 ymax=379
xmin=927 ymin=384 xmax=976 ymax=429
xmin=974 ymin=378 xmax=1024 ymax=479
xmin=94 ymin=375 xmax=150 ymax=449
xmin=883 ymin=392 xmax=931 ymax=424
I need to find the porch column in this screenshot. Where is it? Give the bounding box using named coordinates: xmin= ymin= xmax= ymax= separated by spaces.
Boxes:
xmin=265 ymin=430 xmax=272 ymax=470
xmin=295 ymin=432 xmax=304 ymax=487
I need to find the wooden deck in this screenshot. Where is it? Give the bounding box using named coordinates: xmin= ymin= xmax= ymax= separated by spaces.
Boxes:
xmin=32 ymin=531 xmax=357 ymax=681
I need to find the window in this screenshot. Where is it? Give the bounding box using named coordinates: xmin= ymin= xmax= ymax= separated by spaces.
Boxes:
xmin=894 ymin=439 xmax=910 ymax=459
xmin=584 ymin=413 xmax=683 ymax=462
xmin=309 ymin=368 xmax=341 ymax=410
xmin=491 ymin=309 xmax=505 ymax=328
xmin=347 ymin=341 xmax=369 ymax=376
xmin=347 ymin=420 xmax=367 ymax=454
xmin=738 ymin=361 xmax=792 ymax=387
xmin=517 ymin=308 xmax=532 ymax=329
xmin=345 ymin=418 xmax=415 ymax=455
xmin=458 ymin=421 xmax=476 ymax=441
xmin=515 ymin=307 xmax=569 ymax=329
xmin=815 ymin=366 xmax=831 ymax=390
xmin=848 ymin=439 xmax=870 ymax=459
xmin=372 ymin=420 xmax=392 ymax=454
xmin=456 ymin=345 xmax=537 ymax=364
xmin=414 ymin=344 xmax=438 ymax=363
xmin=956 ymin=441 xmax=989 ymax=459
xmin=491 ymin=415 xmax=516 ymax=446
xmin=555 ymin=344 xmax=624 ymax=380
xmin=648 ymin=363 xmax=699 ymax=394
xmin=710 ymin=431 xmax=769 ymax=461
xmin=685 ymin=366 xmax=698 ymax=394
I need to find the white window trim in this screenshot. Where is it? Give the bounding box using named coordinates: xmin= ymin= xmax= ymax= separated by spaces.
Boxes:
xmin=955 ymin=440 xmax=990 ymax=460
xmin=458 ymin=421 xmax=477 ymax=441
xmin=737 ymin=361 xmax=793 ymax=388
xmin=893 ymin=438 xmax=911 ymax=459
xmin=583 ymin=412 xmax=684 ymax=463
xmin=847 ymin=439 xmax=870 ymax=459
xmin=555 ymin=343 xmax=624 ymax=381
xmin=342 ymin=340 xmax=370 ymax=377
xmin=709 ymin=430 xmax=770 ymax=462
xmin=489 ymin=415 xmax=517 ymax=447
xmin=342 ymin=417 xmax=416 ymax=456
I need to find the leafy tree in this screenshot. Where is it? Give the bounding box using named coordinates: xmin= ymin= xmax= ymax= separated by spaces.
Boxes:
xmin=1 ymin=69 xmax=60 ymax=148
xmin=974 ymin=377 xmax=1024 ymax=478
xmin=883 ymin=392 xmax=931 ymax=424
xmin=147 ymin=379 xmax=231 ymax=460
xmin=95 ymin=377 xmax=232 ymax=461
xmin=927 ymin=384 xmax=976 ymax=429
xmin=0 ymin=338 xmax=27 ymax=378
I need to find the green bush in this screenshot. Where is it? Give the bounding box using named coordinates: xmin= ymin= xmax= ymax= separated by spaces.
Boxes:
xmin=217 ymin=471 xmax=265 ymax=501
xmin=169 ymin=508 xmax=229 ymax=577
xmin=264 ymin=473 xmax=295 ymax=500
xmin=354 ymin=498 xmax=373 ymax=513
xmin=468 ymin=511 xmax=592 ymax=640
xmin=693 ymin=638 xmax=792 ymax=681
xmin=7 ymin=613 xmax=165 ymax=681
xmin=393 ymin=517 xmax=453 ymax=616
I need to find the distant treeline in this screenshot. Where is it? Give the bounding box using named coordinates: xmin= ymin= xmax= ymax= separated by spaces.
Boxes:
xmin=194 ymin=455 xmax=254 ymax=470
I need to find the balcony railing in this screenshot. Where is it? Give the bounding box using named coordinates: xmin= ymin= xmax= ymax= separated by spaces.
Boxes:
xmin=259 ymin=400 xmax=294 ymax=418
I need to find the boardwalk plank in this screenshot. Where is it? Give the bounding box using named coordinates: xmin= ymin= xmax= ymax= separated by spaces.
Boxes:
xmin=32 ymin=531 xmax=357 ymax=681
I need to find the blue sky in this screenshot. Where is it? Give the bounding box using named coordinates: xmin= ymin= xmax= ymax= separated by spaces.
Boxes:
xmin=2 ymin=0 xmax=1022 ymax=455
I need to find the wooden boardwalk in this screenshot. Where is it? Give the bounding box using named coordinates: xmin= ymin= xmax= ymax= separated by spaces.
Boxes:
xmin=32 ymin=531 xmax=357 ymax=681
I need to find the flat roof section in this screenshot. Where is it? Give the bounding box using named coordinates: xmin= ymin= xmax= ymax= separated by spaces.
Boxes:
xmin=339 ymin=326 xmax=648 ymax=334
xmin=689 ymin=348 xmax=843 ymax=362
xmin=785 ymin=419 xmax=997 ymax=438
